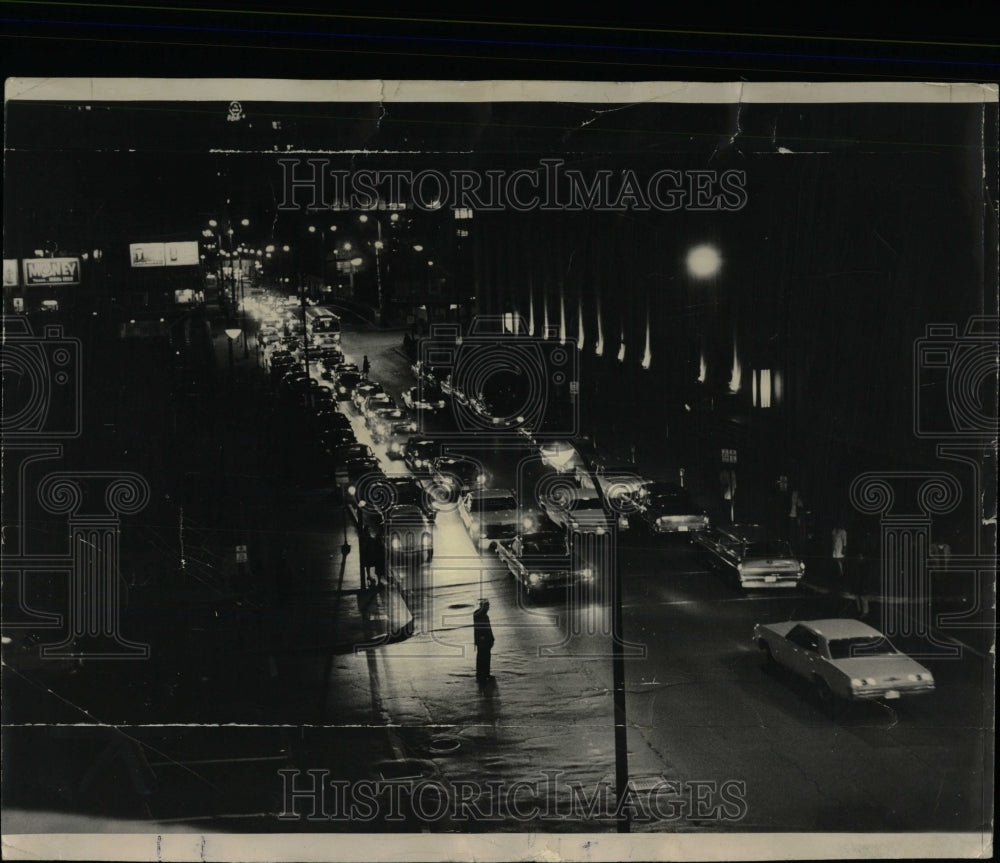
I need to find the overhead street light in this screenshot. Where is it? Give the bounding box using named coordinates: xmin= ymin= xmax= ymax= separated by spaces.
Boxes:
xmin=686 ymin=244 xmax=722 ymax=279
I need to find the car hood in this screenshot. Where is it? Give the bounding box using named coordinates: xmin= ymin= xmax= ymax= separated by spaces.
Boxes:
xmin=565 ymin=510 xmax=612 ymax=526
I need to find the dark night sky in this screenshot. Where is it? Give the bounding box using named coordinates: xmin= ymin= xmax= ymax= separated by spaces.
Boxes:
xmin=3 ymin=87 xmax=996 ymax=474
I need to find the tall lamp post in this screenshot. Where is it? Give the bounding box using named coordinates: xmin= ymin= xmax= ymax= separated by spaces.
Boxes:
xmin=225 ymin=327 xmax=242 ymax=382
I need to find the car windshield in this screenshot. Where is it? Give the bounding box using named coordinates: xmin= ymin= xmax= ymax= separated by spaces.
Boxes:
xmin=649 ymin=493 xmax=696 ymax=514
xmin=387 ymin=481 xmax=421 ymax=505
xmin=745 ymin=540 xmax=793 ymax=558
xmin=827 ymin=636 xmax=899 ymax=660
xmin=573 ymin=497 xmax=607 ymax=511
xmin=475 ymin=496 xmax=518 ymax=511
xmin=339 ymin=446 xmax=373 ymax=458
xmin=522 ymin=536 xmax=568 ymax=556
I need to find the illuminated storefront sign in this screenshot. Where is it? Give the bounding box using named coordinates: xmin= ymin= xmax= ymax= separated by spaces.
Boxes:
xmin=22 ymin=257 xmax=81 ymax=286
xmin=3 ymin=259 xmax=19 ymax=287
xmin=129 ymin=241 xmax=199 ymax=268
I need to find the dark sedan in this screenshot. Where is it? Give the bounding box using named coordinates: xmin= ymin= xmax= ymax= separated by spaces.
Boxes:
xmin=403 ymin=436 xmax=443 ymax=474
xmin=333 ymin=370 xmax=363 ymax=400
xmin=634 ymin=481 xmax=709 ymax=535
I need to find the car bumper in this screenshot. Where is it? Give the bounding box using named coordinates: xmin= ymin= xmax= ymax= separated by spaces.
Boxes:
xmin=849 ymin=682 xmax=936 ymax=700
xmin=650 ymin=522 xmax=708 ymax=534
xmin=738 ymin=574 xmax=802 ymax=588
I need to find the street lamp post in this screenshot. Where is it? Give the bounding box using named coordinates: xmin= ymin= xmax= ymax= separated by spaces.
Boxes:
xmin=374 ymin=219 xmax=384 ymax=325
xmin=241 ymin=269 xmax=250 ymax=359
xmin=225 ymin=327 xmax=242 ymax=382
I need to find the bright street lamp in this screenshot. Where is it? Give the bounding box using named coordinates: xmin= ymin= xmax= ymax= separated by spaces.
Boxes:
xmin=686 ymin=244 xmax=722 ymax=279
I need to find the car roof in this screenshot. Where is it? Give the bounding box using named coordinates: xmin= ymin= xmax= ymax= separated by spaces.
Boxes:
xmin=796 ymin=619 xmax=885 ymax=640
xmin=466 ymin=487 xmax=517 ymax=499
xmin=387 ymin=504 xmax=427 ymax=518
xmin=644 ymin=480 xmax=686 ymax=492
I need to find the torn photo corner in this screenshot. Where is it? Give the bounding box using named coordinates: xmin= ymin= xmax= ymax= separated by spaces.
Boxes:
xmin=1 ymin=78 xmax=996 ymax=863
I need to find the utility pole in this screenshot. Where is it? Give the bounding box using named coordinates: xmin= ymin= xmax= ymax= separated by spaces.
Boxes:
xmin=584 ymin=464 xmax=631 ymax=833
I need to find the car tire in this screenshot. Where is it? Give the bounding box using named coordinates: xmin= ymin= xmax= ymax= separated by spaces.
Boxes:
xmin=813 ymin=676 xmax=840 ymax=718
xmin=758 ymin=641 xmax=775 ymax=671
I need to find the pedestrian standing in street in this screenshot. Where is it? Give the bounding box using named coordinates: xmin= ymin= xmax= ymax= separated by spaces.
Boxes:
xmin=831 ymin=522 xmax=848 ymax=579
xmin=360 ymin=526 xmax=378 ymax=587
xmin=473 ymin=598 xmax=495 ymax=686
xmin=372 ymin=534 xmax=386 ymax=586
xmin=851 ymin=529 xmax=874 ymax=616
xmin=362 ymin=355 xmax=371 ymax=379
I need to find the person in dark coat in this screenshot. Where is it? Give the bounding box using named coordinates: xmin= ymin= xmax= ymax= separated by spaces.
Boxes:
xmin=362 ymin=355 xmax=371 ymax=378
xmin=473 ymin=598 xmax=495 ymax=684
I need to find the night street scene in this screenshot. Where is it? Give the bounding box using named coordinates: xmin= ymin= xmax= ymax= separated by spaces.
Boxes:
xmin=1 ymin=79 xmax=996 ymax=862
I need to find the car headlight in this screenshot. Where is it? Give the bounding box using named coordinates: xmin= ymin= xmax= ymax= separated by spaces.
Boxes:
xmin=414 ymin=458 xmax=424 ymax=468
xmin=528 ymin=573 xmax=543 ymax=585
xmin=578 ymin=567 xmax=594 ymax=581
xmin=391 ymin=536 xmax=401 ymax=550
xmin=476 ymin=473 xmax=486 ymax=484
xmin=851 ymin=677 xmax=879 ymax=687
xmin=737 ymin=562 xmax=744 ymax=573
xmin=338 ymin=386 xmax=346 ymax=393
xmin=409 ymin=422 xmax=417 ymax=431
xmin=799 ymin=562 xmax=806 ymax=572
xmin=522 ymin=516 xmax=535 ymax=530
xmin=421 ymin=533 xmax=432 ymax=548
xmin=347 ymin=485 xmax=356 ymax=496
xmin=390 ymin=442 xmax=401 ymax=452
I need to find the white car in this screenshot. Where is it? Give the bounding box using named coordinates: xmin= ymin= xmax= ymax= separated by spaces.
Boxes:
xmin=538 ymin=440 xmax=585 ymax=474
xmin=754 ymin=618 xmax=935 ymax=711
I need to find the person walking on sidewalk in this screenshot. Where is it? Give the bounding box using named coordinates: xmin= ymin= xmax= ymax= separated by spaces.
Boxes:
xmin=362 ymin=355 xmax=371 ymax=379
xmin=831 ymin=522 xmax=848 ymax=579
xmin=473 ymin=598 xmax=495 ymax=685
xmin=851 ymin=528 xmax=874 ymax=616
